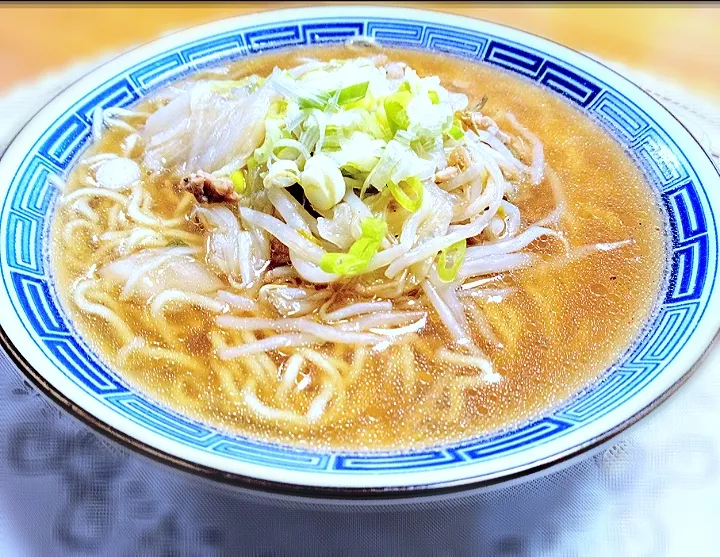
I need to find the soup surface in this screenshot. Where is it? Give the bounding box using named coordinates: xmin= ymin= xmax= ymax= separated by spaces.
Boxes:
xmin=50 ymin=45 xmax=666 ymax=450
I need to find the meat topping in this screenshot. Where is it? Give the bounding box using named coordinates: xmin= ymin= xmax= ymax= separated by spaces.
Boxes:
xmin=180 ymin=171 xmax=239 ymax=203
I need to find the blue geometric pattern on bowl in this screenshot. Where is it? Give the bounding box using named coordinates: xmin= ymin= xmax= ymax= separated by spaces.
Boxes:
xmin=1 ymin=17 xmax=716 ymax=474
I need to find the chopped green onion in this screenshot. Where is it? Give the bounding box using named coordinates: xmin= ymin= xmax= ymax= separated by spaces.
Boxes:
xmin=319 ymin=252 xmax=367 ymax=276
xmin=411 ymin=135 xmax=438 ymax=158
xmin=167 ymin=239 xmax=189 ymax=247
xmin=359 ymin=216 xmax=387 ymax=242
xmin=298 ymin=119 xmax=322 ymax=153
xmin=349 ymin=218 xmax=386 ymax=260
xmin=267 ymin=99 xmax=288 ymax=119
xmin=437 ymin=239 xmax=467 ymax=282
xmin=230 ymin=170 xmax=246 ymax=193
xmin=272 ymin=138 xmax=310 ymax=163
xmin=393 ymin=130 xmax=414 ymax=147
xmin=300 ymin=154 xmax=344 ymax=211
xmin=448 ymin=121 xmax=465 ymax=140
xmin=254 ymin=120 xmax=287 ymax=164
xmin=428 ymin=90 xmax=440 ymax=104
xmin=298 ymin=93 xmax=331 ymax=111
xmin=298 ymin=82 xmax=370 ymax=110
xmin=322 ymin=126 xmax=343 ymax=150
xmin=388 ymin=176 xmax=423 ymax=212
xmin=398 ymin=81 xmax=412 ymax=93
xmin=383 ymin=91 xmax=413 ymax=135
xmin=320 ymin=217 xmax=387 ymax=276
xmin=337 ymin=81 xmax=370 ymax=106
xmin=358 ymin=110 xmax=389 ymax=141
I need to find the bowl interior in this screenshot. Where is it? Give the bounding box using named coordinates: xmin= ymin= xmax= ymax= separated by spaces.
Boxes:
xmin=0 ymin=7 xmax=718 ymax=493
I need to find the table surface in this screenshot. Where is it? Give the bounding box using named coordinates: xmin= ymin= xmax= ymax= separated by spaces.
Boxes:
xmin=0 ymin=3 xmax=719 ymax=100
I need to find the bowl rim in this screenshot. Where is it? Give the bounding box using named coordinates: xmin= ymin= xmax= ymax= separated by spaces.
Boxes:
xmin=1 ymin=5 xmax=719 ymax=499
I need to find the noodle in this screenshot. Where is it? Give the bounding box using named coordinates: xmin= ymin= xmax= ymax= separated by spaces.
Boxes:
xmin=219 ymin=333 xmax=320 ymax=359
xmin=216 ymin=316 xmax=385 ymax=345
xmin=436 ymin=348 xmax=501 ymax=383
xmin=62 ymin=187 xmax=128 ymax=206
xmin=73 ymin=280 xmax=135 ymax=344
xmin=127 ymin=184 xmax=187 ymax=228
xmin=116 ymin=338 xmax=207 ymax=375
xmin=278 ymin=353 xmax=305 ymax=395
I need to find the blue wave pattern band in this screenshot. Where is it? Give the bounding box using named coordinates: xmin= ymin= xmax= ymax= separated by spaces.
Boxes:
xmin=1 ymin=17 xmax=716 ymax=474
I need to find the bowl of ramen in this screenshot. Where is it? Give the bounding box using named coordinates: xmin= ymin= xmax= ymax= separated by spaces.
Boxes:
xmin=0 ymin=6 xmax=718 ymax=498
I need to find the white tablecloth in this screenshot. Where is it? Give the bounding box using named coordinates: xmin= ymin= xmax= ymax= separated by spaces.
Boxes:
xmin=1 ymin=52 xmax=719 ymax=557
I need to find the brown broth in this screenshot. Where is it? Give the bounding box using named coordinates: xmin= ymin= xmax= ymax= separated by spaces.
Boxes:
xmin=50 ymin=46 xmax=666 ymax=450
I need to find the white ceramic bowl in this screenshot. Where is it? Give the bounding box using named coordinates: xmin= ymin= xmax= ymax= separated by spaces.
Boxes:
xmin=1 ymin=6 xmax=718 ymax=498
